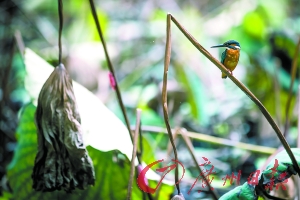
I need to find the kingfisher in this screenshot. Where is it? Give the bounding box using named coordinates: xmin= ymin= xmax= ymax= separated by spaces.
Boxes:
xmin=211 ymin=40 xmax=241 ymax=79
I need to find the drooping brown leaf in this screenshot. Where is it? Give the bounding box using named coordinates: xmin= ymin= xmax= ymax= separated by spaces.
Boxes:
xmin=32 ymin=63 xmax=95 ymax=192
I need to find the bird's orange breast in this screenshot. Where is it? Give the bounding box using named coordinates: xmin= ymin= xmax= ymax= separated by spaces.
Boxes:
xmin=224 ymin=49 xmax=240 ymax=72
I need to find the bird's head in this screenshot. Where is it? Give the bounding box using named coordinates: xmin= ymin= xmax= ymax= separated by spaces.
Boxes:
xmin=211 ymin=40 xmax=241 ymax=50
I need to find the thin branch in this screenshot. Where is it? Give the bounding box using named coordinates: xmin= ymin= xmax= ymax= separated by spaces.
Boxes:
xmin=133 ymin=125 xmax=276 ymax=155
xmin=89 ymin=3 xmax=153 ymax=199
xmin=154 ymin=128 xmax=180 ymax=200
xmin=137 ymin=122 xmax=151 ymax=200
xmin=161 ymin=14 xmax=180 ymax=195
xmin=58 ymin=0 xmax=63 ymax=64
xmin=127 ymin=109 xmax=141 ymax=200
xmin=167 ymin=13 xmax=300 ymax=176
xmin=283 ymin=37 xmax=300 ymax=137
xmin=89 ymin=0 xmax=133 ymax=141
xmin=180 ymin=128 xmax=219 ymax=199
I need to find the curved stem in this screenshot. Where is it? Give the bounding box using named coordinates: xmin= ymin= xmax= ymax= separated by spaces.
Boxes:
xmin=167 ymin=13 xmax=300 ymax=176
xmin=161 ymin=14 xmax=180 ymax=194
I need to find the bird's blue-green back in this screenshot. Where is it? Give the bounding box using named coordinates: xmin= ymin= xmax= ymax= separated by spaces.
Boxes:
xmin=221 ymin=49 xmax=227 ymax=64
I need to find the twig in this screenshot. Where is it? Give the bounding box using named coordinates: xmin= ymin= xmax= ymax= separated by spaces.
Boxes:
xmin=166 ymin=13 xmax=300 ymax=176
xmin=283 ymin=37 xmax=300 ymax=137
xmin=137 ymin=122 xmax=151 ymax=200
xmin=89 ymin=0 xmax=133 ymax=141
xmin=133 ymin=125 xmax=276 ymax=155
xmin=127 ymin=109 xmax=141 ymax=200
xmin=89 ymin=3 xmax=152 ymax=198
xmin=180 ymin=128 xmax=219 ymax=199
xmin=58 ymin=0 xmax=63 ymax=64
xmin=154 ymin=128 xmax=180 ymax=200
xmin=161 ymin=14 xmax=180 ymax=195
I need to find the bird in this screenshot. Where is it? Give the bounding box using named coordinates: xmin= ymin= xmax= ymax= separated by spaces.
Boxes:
xmin=211 ymin=40 xmax=241 ymax=79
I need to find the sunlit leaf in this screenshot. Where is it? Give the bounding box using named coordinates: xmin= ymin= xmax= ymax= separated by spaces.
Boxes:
xmin=24 ymin=48 xmax=133 ymax=159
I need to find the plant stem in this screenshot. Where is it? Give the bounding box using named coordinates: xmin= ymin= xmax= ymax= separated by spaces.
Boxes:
xmin=167 ymin=13 xmax=300 ymax=176
xmin=161 ymin=14 xmax=180 ymax=195
xmin=127 ymin=109 xmax=141 ymax=200
xmin=133 ymin=125 xmax=277 ymax=155
xmin=58 ymin=0 xmax=63 ymax=64
xmin=154 ymin=128 xmax=180 ymax=200
xmin=89 ymin=3 xmax=152 ymax=198
xmin=89 ymin=0 xmax=133 ymax=142
xmin=180 ymin=128 xmax=219 ymax=199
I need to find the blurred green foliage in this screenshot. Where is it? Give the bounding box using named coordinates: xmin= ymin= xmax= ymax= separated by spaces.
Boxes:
xmin=1 ymin=0 xmax=300 ymax=199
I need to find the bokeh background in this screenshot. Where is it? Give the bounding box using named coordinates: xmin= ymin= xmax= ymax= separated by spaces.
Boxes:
xmin=1 ymin=0 xmax=300 ymax=199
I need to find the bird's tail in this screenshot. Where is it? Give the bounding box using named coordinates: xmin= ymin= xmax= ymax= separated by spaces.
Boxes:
xmin=222 ymin=72 xmax=227 ymax=79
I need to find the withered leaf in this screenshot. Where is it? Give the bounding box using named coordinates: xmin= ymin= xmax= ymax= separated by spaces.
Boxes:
xmin=32 ymin=63 xmax=95 ymax=192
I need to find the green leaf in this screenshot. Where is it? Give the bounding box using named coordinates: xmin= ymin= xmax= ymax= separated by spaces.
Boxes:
xmin=262 ymin=148 xmax=300 ymax=182
xmin=220 ymin=149 xmax=300 ymax=199
xmin=219 ymin=182 xmax=256 ymax=200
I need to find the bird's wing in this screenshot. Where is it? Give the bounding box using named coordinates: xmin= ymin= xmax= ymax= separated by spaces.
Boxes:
xmin=221 ymin=49 xmax=227 ymax=64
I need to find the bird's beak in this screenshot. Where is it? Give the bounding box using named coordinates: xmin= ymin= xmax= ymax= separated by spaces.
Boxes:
xmin=211 ymin=44 xmax=226 ymax=48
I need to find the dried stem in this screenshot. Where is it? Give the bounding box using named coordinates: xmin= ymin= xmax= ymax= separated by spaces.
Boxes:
xmin=283 ymin=37 xmax=300 ymax=137
xmin=132 ymin=125 xmax=277 ymax=155
xmin=166 ymin=13 xmax=300 ymax=176
xmin=180 ymin=128 xmax=219 ymax=199
xmin=161 ymin=14 xmax=180 ymax=194
xmin=58 ymin=0 xmax=63 ymax=64
xmin=89 ymin=0 xmax=133 ymax=141
xmin=127 ymin=109 xmax=141 ymax=200
xmin=154 ymin=128 xmax=180 ymax=200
